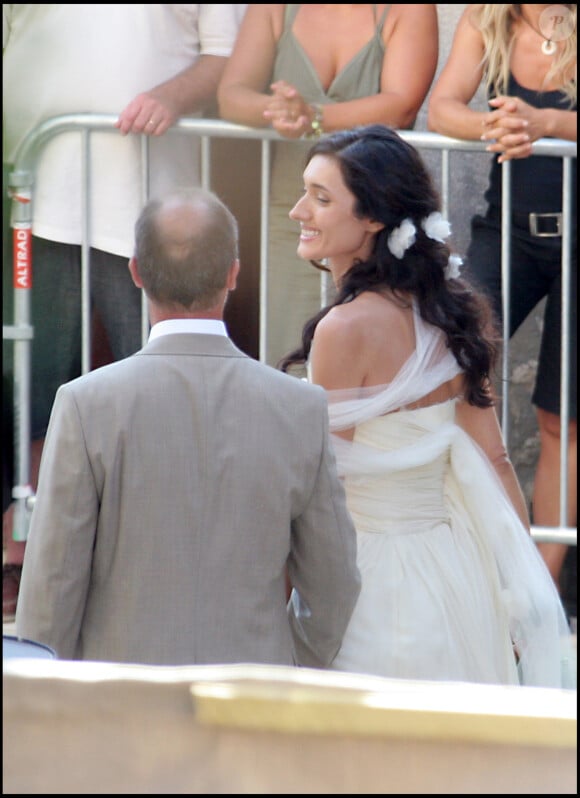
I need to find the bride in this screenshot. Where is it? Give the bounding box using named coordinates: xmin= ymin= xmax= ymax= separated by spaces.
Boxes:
xmin=280 ymin=124 xmax=575 ymax=688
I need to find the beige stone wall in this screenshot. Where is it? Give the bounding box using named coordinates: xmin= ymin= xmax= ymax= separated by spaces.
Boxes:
xmin=3 ymin=660 xmax=577 ymax=794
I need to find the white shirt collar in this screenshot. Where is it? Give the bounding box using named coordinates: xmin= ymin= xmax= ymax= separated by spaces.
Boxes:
xmin=148 ymin=319 xmax=228 ymax=341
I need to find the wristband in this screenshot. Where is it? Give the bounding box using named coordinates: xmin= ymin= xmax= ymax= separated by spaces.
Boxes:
xmin=305 ymin=103 xmax=324 ymax=139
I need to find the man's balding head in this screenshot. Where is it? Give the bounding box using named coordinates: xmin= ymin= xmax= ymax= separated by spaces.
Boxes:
xmin=133 ymin=187 xmax=239 ymax=311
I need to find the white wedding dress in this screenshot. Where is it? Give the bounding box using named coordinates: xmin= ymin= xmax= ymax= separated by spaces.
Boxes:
xmin=318 ymin=305 xmax=576 ymax=688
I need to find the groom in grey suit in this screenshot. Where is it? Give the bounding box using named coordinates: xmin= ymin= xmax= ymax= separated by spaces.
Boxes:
xmin=15 ymin=187 xmax=360 ymax=666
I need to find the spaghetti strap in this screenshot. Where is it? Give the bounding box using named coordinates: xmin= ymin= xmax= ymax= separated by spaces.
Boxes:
xmin=284 ymin=4 xmax=301 ymax=29
xmin=374 ymin=4 xmax=391 ymax=31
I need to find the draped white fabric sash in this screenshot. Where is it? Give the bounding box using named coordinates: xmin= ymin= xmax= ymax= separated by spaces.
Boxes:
xmin=322 ymin=307 xmax=576 ymax=689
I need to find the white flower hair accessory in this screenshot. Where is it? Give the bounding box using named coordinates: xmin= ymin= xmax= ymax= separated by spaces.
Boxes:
xmin=445 ymin=254 xmax=463 ymax=280
xmin=421 ymin=211 xmax=451 ymax=243
xmin=387 ymin=218 xmax=416 ymax=259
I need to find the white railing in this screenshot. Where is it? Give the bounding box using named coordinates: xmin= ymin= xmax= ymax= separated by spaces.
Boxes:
xmin=4 ymin=115 xmax=577 ymax=548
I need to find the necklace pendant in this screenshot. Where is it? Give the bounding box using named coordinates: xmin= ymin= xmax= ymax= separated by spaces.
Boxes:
xmin=542 ymin=39 xmax=557 ymax=56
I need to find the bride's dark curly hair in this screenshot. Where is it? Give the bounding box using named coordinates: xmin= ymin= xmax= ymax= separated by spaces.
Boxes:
xmin=279 ymin=124 xmax=499 ymax=407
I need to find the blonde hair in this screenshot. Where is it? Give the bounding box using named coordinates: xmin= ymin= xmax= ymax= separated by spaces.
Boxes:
xmin=472 ymin=4 xmax=577 ymax=105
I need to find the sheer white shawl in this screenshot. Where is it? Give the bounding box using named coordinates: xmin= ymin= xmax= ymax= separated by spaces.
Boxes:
xmin=323 ymin=308 xmax=576 ymax=689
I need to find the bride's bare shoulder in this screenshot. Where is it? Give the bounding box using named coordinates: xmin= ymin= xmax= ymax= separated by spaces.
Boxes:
xmin=321 ymin=291 xmax=413 ymax=340
xmin=325 ymin=289 xmax=411 ymax=321
xmin=314 ymin=292 xmax=416 ymax=386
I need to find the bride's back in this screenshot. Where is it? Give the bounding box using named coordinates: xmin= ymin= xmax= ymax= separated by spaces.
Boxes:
xmin=311 ymin=289 xmax=463 ymax=408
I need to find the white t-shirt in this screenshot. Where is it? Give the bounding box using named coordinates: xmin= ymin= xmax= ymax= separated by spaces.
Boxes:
xmin=3 ymin=4 xmax=247 ymax=256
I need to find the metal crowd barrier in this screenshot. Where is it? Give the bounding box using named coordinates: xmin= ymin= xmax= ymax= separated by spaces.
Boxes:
xmin=3 ymin=115 xmax=577 ymax=548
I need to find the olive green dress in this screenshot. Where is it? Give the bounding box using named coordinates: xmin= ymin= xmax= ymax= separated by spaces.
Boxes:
xmin=265 ymin=4 xmax=390 ymax=367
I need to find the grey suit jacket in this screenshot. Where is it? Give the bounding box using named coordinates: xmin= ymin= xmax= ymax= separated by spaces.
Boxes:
xmin=15 ymin=334 xmax=360 ymax=666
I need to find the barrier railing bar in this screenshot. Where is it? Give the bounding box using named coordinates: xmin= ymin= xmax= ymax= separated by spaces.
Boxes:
xmin=440 ymin=148 xmax=450 ymax=219
xmin=201 ymin=135 xmax=211 ymax=191
xmin=6 ymin=172 xmax=33 ymax=541
xmin=259 ymin=139 xmax=272 ymax=363
xmin=138 ymin=134 xmax=152 ymax=346
xmin=559 ymin=156 xmax=573 ymax=528
xmin=500 ymin=160 xmax=512 ymax=440
xmin=81 ymin=128 xmax=91 ymax=374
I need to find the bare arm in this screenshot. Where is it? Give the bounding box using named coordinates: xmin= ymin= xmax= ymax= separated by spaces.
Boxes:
xmin=309 ymin=308 xmax=365 ymax=442
xmin=455 ymin=397 xmax=531 ymax=531
xmin=116 ymin=55 xmax=229 ymax=136
xmin=427 ymin=5 xmax=489 ymax=140
xmin=217 ymin=5 xmax=282 ymax=129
